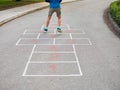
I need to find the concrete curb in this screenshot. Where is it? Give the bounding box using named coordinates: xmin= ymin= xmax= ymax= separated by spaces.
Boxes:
xmin=0 ymin=6 xmax=48 ymax=26
xmin=0 ymin=0 xmax=76 ymax=26
xmin=108 ymin=8 xmax=120 ymax=35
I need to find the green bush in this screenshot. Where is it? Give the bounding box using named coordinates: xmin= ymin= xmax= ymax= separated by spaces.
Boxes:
xmin=110 ymin=0 xmax=120 ymax=27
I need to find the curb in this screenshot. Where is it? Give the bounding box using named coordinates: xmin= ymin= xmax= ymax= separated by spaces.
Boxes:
xmin=0 ymin=0 xmax=76 ymax=26
xmin=0 ymin=6 xmax=48 ymax=26
xmin=108 ymin=8 xmax=120 ymax=35
xmin=104 ymin=8 xmax=120 ymax=37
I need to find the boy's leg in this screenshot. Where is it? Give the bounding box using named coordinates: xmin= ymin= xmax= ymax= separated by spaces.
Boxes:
xmin=46 ymin=8 xmax=54 ymax=27
xmin=44 ymin=9 xmax=53 ymax=32
xmin=44 ymin=16 xmax=51 ymax=32
xmin=56 ymin=8 xmax=61 ymax=27
xmin=56 ymin=8 xmax=62 ymax=32
xmin=57 ymin=16 xmax=62 ymax=32
xmin=58 ymin=16 xmax=61 ymax=27
xmin=46 ymin=16 xmax=51 ymax=27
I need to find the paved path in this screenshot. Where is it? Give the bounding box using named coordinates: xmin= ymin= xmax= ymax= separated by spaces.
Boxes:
xmin=0 ymin=0 xmax=120 ymax=90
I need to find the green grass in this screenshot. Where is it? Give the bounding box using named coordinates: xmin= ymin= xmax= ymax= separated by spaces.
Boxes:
xmin=110 ymin=0 xmax=120 ymax=27
xmin=0 ymin=0 xmax=44 ymax=10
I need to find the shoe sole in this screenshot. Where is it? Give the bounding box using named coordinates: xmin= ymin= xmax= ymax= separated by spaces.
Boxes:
xmin=57 ymin=29 xmax=62 ymax=33
xmin=44 ymin=31 xmax=48 ymax=33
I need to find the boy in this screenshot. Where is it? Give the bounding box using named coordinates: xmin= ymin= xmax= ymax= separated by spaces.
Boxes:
xmin=44 ymin=0 xmax=62 ymax=32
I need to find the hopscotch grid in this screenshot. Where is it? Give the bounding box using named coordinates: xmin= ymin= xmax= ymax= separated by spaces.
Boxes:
xmin=15 ymin=23 xmax=92 ymax=77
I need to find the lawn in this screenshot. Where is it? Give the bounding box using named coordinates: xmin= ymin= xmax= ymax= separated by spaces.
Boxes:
xmin=0 ymin=0 xmax=44 ymax=10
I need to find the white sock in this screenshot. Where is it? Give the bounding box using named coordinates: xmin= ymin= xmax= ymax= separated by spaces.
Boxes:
xmin=44 ymin=27 xmax=48 ymax=29
xmin=57 ymin=26 xmax=61 ymax=28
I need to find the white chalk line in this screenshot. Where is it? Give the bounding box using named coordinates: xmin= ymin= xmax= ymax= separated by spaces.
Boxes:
xmin=22 ymin=45 xmax=36 ymax=76
xmin=41 ymin=25 xmax=44 ymax=31
xmin=24 ymin=32 xmax=86 ymax=34
xmin=53 ymin=29 xmax=56 ymax=45
xmin=23 ymin=74 xmax=82 ymax=77
xmin=67 ymin=24 xmax=83 ymax=76
xmin=19 ymin=37 xmax=91 ymax=39
xmin=17 ymin=44 xmax=91 ymax=46
xmin=87 ymin=38 xmax=92 ymax=45
xmin=73 ymin=44 xmax=83 ymax=76
xmin=37 ymin=33 xmax=40 ymax=39
xmin=16 ymin=38 xmax=21 ymax=45
xmin=23 ymin=29 xmax=27 ymax=35
xmin=34 ymin=51 xmax=74 ymax=53
xmin=30 ymin=61 xmax=77 ymax=63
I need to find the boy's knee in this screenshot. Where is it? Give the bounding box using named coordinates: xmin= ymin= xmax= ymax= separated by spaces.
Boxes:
xmin=57 ymin=16 xmax=61 ymax=19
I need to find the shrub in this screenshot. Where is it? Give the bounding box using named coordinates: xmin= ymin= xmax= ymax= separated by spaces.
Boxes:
xmin=110 ymin=0 xmax=120 ymax=27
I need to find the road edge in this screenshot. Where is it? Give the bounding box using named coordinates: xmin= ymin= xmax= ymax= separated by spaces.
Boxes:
xmin=103 ymin=8 xmax=120 ymax=38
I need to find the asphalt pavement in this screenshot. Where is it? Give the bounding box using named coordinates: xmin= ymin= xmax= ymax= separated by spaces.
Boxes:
xmin=0 ymin=0 xmax=120 ymax=90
